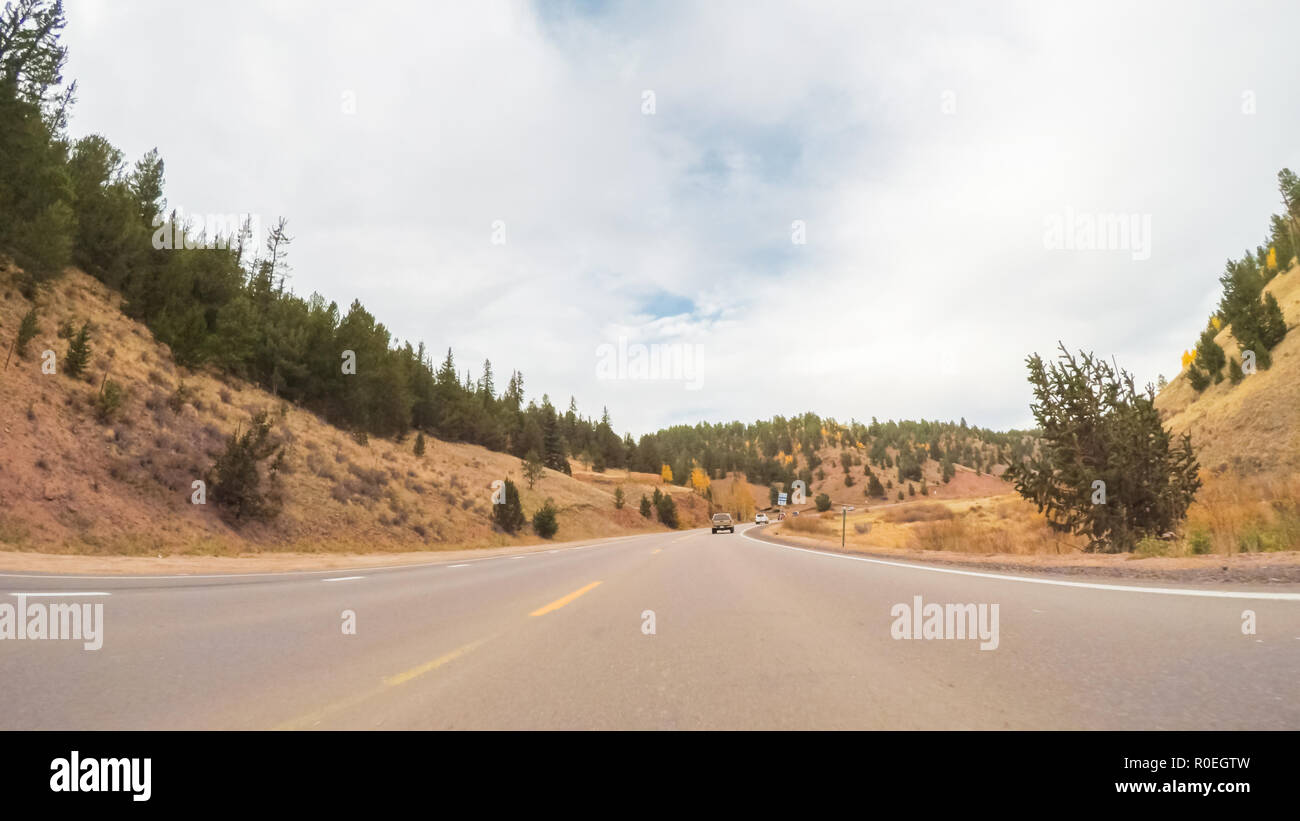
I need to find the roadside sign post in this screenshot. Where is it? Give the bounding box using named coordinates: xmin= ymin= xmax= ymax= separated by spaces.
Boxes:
xmin=840 ymin=505 xmax=854 ymax=548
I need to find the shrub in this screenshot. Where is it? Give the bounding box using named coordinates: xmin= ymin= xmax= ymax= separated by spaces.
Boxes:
xmin=15 ymin=309 xmax=38 ymax=358
xmin=613 ymin=486 xmax=625 ymax=509
xmin=94 ymin=379 xmax=125 ymax=422
xmin=1187 ymin=528 xmax=1212 ymax=555
xmin=1134 ymin=536 xmax=1168 ymax=557
xmin=413 ymin=431 xmax=426 ymax=457
xmin=63 ymin=321 xmax=91 ymax=377
xmin=493 ymin=479 xmax=526 ymax=534
xmin=208 ymin=411 xmax=285 ymax=522
xmin=168 ymin=380 xmax=196 ymax=412
xmin=532 ymin=498 xmax=559 ymax=538
xmin=654 ymin=490 xmax=679 ymax=528
xmin=815 ymin=493 xmax=831 ymax=512
xmin=639 ymin=494 xmax=652 ymax=518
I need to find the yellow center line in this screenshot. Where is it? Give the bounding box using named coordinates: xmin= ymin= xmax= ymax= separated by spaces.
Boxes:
xmin=529 ymin=581 xmax=602 ymax=617
xmin=651 ymin=548 xmax=662 ymax=554
xmin=274 ymin=637 xmax=489 ymax=730
xmin=382 ymin=638 xmax=487 ymax=687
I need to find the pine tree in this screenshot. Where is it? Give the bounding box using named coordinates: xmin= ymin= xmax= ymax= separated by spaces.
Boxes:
xmin=614 ymin=486 xmax=625 ymax=509
xmin=1261 ymin=292 xmax=1287 ymax=348
xmin=654 ymin=491 xmax=679 ymax=528
xmin=1194 ymin=325 xmax=1226 ymax=383
xmin=639 ymin=494 xmax=652 ymax=518
xmin=15 ymin=308 xmax=38 ymax=357
xmin=493 ymin=479 xmax=526 ymax=534
xmin=522 ymin=450 xmax=545 ymax=489
xmin=63 ymin=320 xmax=90 ymax=377
xmin=867 ymin=473 xmax=885 ymax=498
xmin=1005 ymin=344 xmax=1200 ymax=552
xmin=413 ymin=431 xmax=425 ymax=457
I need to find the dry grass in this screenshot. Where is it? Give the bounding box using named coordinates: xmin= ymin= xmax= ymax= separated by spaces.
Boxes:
xmin=1185 ymin=472 xmax=1300 ymax=554
xmin=0 ymin=268 xmax=707 ymax=557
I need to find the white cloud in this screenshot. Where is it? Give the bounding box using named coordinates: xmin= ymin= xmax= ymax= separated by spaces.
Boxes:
xmin=63 ymin=0 xmax=1300 ymax=435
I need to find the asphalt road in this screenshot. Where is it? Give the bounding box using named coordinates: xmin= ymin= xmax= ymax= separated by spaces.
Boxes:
xmin=2 ymin=524 xmax=1298 ymax=729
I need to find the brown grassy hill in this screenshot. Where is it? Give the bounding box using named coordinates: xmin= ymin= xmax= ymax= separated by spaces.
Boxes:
xmin=800 ymin=443 xmax=1009 ymax=508
xmin=1151 ymin=263 xmax=1300 ymax=554
xmin=0 ymin=267 xmax=708 ymax=556
xmin=1156 ymin=263 xmax=1300 ymax=477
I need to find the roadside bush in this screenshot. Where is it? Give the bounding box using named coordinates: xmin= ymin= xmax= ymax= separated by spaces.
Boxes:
xmin=1187 ymin=528 xmax=1212 ymax=555
xmin=532 ymin=498 xmax=559 ymax=538
xmin=815 ymin=493 xmax=831 ymax=512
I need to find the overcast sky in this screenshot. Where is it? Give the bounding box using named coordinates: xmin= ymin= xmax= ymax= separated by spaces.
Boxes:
xmin=62 ymin=0 xmax=1300 ymax=436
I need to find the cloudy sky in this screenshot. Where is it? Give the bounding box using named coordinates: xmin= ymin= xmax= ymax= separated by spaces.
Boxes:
xmin=62 ymin=0 xmax=1300 ymax=436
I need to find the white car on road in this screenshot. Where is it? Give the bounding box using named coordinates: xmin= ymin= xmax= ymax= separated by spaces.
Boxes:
xmin=754 ymin=513 xmax=770 ymax=524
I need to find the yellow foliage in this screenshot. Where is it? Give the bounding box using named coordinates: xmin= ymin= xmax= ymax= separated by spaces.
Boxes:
xmin=689 ymin=468 xmax=710 ymax=494
xmin=1181 ymin=349 xmax=1196 ymax=370
xmin=1210 ymin=316 xmax=1223 ymax=332
xmin=1267 ymin=246 xmax=1278 ymax=271
xmin=660 ymin=464 xmax=673 ymax=483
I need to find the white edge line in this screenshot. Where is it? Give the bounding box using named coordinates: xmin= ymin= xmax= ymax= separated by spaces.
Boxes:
xmin=9 ymin=591 xmax=110 ymax=597
xmin=446 ymin=564 xmax=470 ymax=568
xmin=322 ymin=576 xmax=364 ymax=582
xmin=740 ymin=528 xmax=1300 ymax=601
xmin=0 ymin=534 xmax=653 ymax=582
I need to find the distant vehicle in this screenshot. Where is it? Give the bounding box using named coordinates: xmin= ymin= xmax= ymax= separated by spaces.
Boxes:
xmin=754 ymin=513 xmax=770 ymax=524
xmin=711 ymin=513 xmax=734 ymax=534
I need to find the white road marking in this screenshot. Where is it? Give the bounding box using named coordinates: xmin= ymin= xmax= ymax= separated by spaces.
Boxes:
xmin=0 ymin=534 xmax=653 ymax=582
xmin=322 ymin=576 xmax=364 ymax=582
xmin=741 ymin=528 xmax=1300 ymax=601
xmin=8 ymin=591 xmax=110 ymax=597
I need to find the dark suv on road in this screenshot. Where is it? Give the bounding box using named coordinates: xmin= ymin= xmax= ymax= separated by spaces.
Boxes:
xmin=711 ymin=513 xmax=734 ymax=534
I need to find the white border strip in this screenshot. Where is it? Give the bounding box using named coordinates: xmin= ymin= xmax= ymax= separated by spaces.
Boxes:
xmin=9 ymin=591 xmax=110 ymax=597
xmin=0 ymin=534 xmax=659 ymax=582
xmin=741 ymin=528 xmax=1300 ymax=601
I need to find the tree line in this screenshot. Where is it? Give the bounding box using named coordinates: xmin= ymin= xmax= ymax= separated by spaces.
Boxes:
xmin=1183 ymin=170 xmax=1295 ymax=390
xmin=0 ymin=0 xmax=623 ymax=470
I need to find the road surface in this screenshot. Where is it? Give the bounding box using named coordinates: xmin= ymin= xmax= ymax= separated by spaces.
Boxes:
xmin=2 ymin=525 xmax=1298 ymax=729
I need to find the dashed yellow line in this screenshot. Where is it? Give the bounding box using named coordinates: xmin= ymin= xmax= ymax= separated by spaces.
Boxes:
xmin=529 ymin=581 xmax=602 ymax=617
xmin=651 ymin=548 xmax=662 ymax=554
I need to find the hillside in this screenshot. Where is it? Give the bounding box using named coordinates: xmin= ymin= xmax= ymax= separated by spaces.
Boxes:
xmin=0 ymin=267 xmax=709 ymax=556
xmin=1156 ymin=262 xmax=1300 ymax=477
